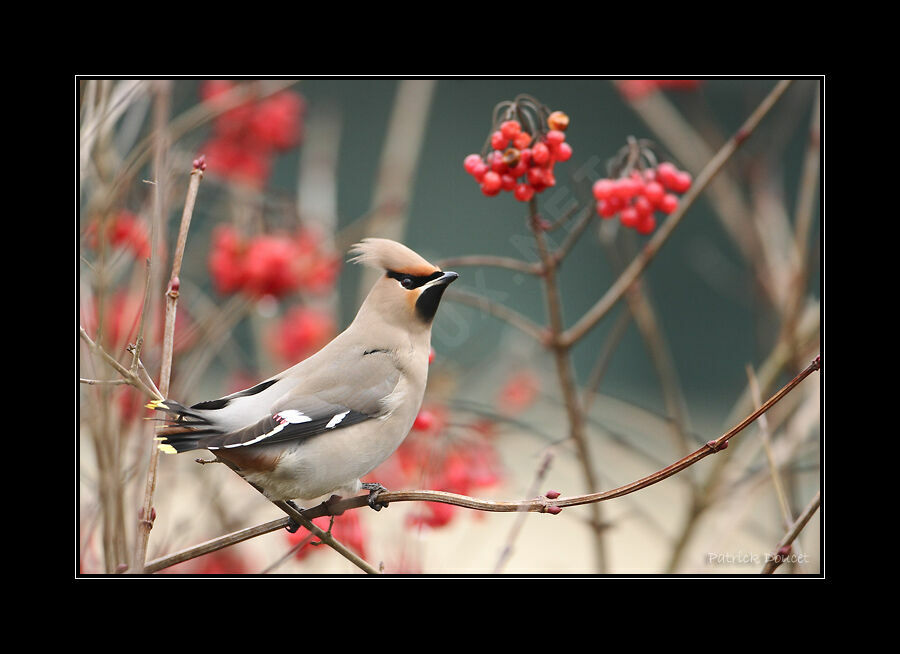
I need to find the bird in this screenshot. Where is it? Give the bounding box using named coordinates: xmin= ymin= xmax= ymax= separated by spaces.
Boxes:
xmin=146 ymin=237 xmax=458 ymax=524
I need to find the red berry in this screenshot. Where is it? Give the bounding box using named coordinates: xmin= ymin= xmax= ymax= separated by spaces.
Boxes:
xmin=413 ymin=410 xmax=436 ymax=431
xmin=500 ymin=174 xmax=517 ymax=191
xmin=471 ymin=161 xmax=488 ymax=182
xmin=489 ymin=151 xmax=508 ymax=174
xmin=532 ymin=142 xmax=550 ymax=165
xmin=514 ymin=183 xmax=535 ymax=202
xmin=635 ymin=213 xmax=656 ymax=235
xmin=545 ymin=130 xmax=566 ymax=145
xmin=526 ymin=167 xmax=545 ymax=186
xmin=620 ymin=206 xmax=640 ymax=229
xmin=482 ymin=171 xmax=502 ymax=194
xmin=644 ymin=181 xmax=665 ymax=206
xmin=596 ymin=200 xmax=617 ymax=218
xmin=659 ymin=193 xmax=679 ymax=214
xmin=543 ymin=170 xmax=556 ymax=188
xmin=500 ymin=120 xmax=521 ymax=141
xmin=463 ymin=154 xmax=482 ymax=175
xmin=513 ymin=131 xmax=532 ymax=149
xmin=491 ymin=131 xmax=508 ymax=151
xmin=509 ymin=159 xmax=528 ymax=177
xmin=612 ymin=177 xmax=639 ymax=200
xmin=633 ymin=195 xmax=653 ymax=217
xmin=555 ymin=142 xmax=572 ymax=162
xmin=592 ymin=178 xmax=614 ymax=200
xmin=428 ymin=348 xmax=436 ymax=364
xmin=657 ymin=162 xmax=679 ymax=189
xmin=670 ymin=171 xmax=692 ymax=193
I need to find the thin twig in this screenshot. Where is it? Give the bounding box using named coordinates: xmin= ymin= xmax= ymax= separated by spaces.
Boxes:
xmin=444 ymin=287 xmax=545 ymax=342
xmin=435 ymin=255 xmax=542 ymax=276
xmin=561 ymin=80 xmax=794 ymax=348
xmin=747 ymin=365 xmax=793 ymax=528
xmin=760 ymin=490 xmax=820 ymax=574
xmin=132 ymin=154 xmax=204 ymax=572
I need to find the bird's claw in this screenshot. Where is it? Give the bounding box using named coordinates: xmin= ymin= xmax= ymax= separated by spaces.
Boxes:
xmin=361 ymin=482 xmax=389 ymax=511
xmin=284 ymin=500 xmax=304 ymax=532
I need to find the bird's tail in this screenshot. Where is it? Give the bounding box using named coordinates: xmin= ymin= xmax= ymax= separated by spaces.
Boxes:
xmin=146 ymin=399 xmax=219 ymax=454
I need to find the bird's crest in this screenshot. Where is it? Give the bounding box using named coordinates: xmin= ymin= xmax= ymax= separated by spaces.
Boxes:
xmin=348 ymin=238 xmax=438 ymax=276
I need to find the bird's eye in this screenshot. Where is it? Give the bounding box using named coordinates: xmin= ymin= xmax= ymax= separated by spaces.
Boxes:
xmin=400 ymin=277 xmax=413 ymax=289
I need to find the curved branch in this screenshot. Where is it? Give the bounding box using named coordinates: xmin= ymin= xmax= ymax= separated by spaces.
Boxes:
xmin=444 ymin=288 xmax=546 ymax=342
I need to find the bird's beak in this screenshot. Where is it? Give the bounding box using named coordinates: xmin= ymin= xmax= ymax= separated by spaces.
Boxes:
xmin=414 ymin=271 xmax=459 ymax=323
xmin=422 ymin=271 xmax=459 ymax=290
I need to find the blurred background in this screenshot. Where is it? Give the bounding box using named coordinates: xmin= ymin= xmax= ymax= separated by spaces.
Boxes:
xmin=78 ymin=77 xmax=822 ymax=575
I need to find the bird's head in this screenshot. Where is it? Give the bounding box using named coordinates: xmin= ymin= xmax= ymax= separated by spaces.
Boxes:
xmin=349 ymin=238 xmax=459 ymax=329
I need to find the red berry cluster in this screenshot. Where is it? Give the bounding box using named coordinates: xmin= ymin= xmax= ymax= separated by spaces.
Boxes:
xmin=463 ymin=110 xmax=572 ymax=201
xmin=199 ymin=80 xmax=305 ymax=190
xmin=208 ymin=224 xmax=339 ymax=299
xmin=85 ymin=210 xmax=152 ymax=260
xmin=593 ymin=162 xmax=692 ymax=235
xmin=269 ymin=306 xmax=335 ymax=365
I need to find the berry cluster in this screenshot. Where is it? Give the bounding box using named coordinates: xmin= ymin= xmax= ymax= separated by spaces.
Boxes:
xmin=463 ymin=108 xmax=572 ymax=202
xmin=199 ymin=80 xmax=305 ymax=190
xmin=85 ymin=210 xmax=152 ymax=260
xmin=208 ymin=224 xmax=339 ymax=299
xmin=593 ymin=162 xmax=692 ymax=235
xmin=269 ymin=306 xmax=335 ymax=365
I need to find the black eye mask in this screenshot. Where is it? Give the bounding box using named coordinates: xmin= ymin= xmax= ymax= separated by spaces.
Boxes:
xmin=386 ymin=270 xmax=444 ymax=289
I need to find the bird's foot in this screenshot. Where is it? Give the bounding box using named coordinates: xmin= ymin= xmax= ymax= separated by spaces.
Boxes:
xmin=361 ymin=482 xmax=389 ymax=511
xmin=284 ymin=500 xmax=304 ymax=533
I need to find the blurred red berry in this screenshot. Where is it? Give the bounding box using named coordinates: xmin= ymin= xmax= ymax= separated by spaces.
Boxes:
xmin=513 ymin=131 xmax=532 ymax=149
xmin=635 ymin=212 xmax=657 ymax=235
xmin=500 ymin=120 xmax=521 ymax=140
xmin=270 ymin=306 xmax=334 ymax=364
xmin=248 ymin=91 xmax=305 ymax=151
xmin=545 ymin=130 xmax=566 ymax=145
xmin=659 ymin=194 xmax=679 ymax=214
xmin=287 ymin=511 xmax=367 ymax=561
xmin=531 ymin=142 xmax=550 ymax=165
xmin=514 ymin=183 xmax=535 ymax=202
xmin=463 ymin=154 xmax=482 ymax=175
xmin=491 ymin=130 xmax=508 ymax=151
xmin=555 ymin=142 xmax=573 ymax=162
xmin=497 ymin=370 xmax=540 ymax=413
xmin=242 ymin=234 xmax=303 ymax=298
xmin=413 ymin=410 xmax=437 ymax=432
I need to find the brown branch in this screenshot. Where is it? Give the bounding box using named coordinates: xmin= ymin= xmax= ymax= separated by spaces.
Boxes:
xmin=561 ymin=80 xmax=794 ymax=348
xmin=444 ymin=287 xmax=545 ymax=342
xmin=528 ymin=197 xmax=608 ymax=572
xmin=142 ymin=356 xmax=818 ymax=574
xmin=760 ymin=490 xmax=820 ymax=574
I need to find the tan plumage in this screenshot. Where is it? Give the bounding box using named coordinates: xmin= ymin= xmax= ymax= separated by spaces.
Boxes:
xmin=147 ymin=238 xmax=458 ymax=508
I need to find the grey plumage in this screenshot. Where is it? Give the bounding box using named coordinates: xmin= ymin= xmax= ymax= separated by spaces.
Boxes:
xmin=147 ymin=238 xmax=457 ymax=505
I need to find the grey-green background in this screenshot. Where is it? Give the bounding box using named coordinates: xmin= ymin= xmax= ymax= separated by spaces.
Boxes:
xmin=171 ymin=77 xmax=821 ymax=433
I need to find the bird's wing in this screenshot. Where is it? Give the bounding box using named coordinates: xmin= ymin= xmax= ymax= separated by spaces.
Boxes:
xmin=155 ymin=351 xmax=402 ymax=454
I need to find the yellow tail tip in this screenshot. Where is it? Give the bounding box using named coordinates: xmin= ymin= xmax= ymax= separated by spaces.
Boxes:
xmin=158 ymin=444 xmax=178 ymax=454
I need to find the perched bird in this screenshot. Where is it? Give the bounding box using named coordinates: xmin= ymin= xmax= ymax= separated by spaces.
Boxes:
xmin=147 ymin=238 xmax=458 ymax=519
